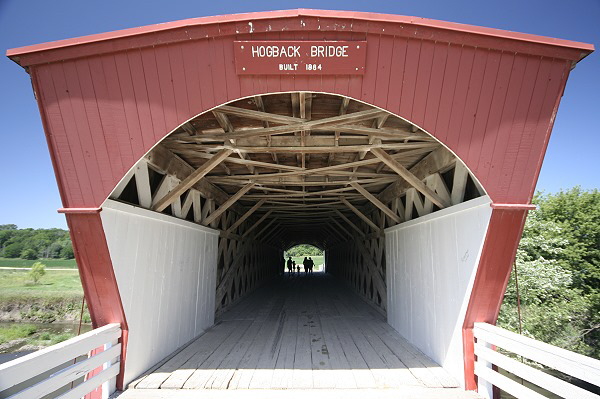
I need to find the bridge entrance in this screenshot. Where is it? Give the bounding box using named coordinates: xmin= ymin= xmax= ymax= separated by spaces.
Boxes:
xmin=100 ymin=91 xmax=491 ymax=390
xmin=7 ymin=9 xmax=591 ymax=397
xmin=126 ymin=274 xmax=477 ymax=398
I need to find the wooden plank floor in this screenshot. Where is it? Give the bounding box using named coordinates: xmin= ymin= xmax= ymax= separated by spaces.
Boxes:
xmin=126 ymin=273 xmax=478 ymax=397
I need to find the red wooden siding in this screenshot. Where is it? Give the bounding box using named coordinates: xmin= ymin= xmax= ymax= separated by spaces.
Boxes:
xmin=28 ymin=32 xmax=576 ymax=209
xmin=8 ymin=9 xmax=592 ymax=391
xmin=65 ymin=212 xmax=128 ymax=390
xmin=462 ymin=208 xmax=529 ymax=390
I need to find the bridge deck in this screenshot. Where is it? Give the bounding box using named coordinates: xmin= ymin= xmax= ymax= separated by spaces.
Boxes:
xmin=123 ymin=273 xmax=479 ymax=398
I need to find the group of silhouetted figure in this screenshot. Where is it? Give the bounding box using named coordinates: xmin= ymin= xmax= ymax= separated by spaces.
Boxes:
xmin=286 ymin=256 xmax=315 ymax=275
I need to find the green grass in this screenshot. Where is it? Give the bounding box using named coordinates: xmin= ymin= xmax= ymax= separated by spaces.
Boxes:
xmin=0 ymin=324 xmax=76 ymax=349
xmin=0 ymin=269 xmax=89 ymax=324
xmin=0 ymin=258 xmax=77 ymax=269
xmin=0 ymin=269 xmax=83 ymax=298
xmin=0 ymin=324 xmax=37 ymax=344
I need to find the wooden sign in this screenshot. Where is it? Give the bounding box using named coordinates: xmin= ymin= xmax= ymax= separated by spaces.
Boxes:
xmin=234 ymin=41 xmax=367 ymax=75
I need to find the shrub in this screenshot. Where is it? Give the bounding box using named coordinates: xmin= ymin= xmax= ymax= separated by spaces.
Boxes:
xmin=29 ymin=262 xmax=46 ymax=284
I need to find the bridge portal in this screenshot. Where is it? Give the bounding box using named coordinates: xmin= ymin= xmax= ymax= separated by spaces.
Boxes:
xmin=7 ymin=9 xmax=593 ymax=397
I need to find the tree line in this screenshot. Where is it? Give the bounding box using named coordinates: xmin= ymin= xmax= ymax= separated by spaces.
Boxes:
xmin=0 ymin=224 xmax=74 ymax=259
xmin=498 ymin=187 xmax=599 ymax=360
xmin=284 ymin=244 xmax=324 ymax=257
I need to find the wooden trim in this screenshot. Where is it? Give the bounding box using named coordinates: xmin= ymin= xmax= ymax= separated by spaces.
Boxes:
xmin=58 ymin=208 xmax=103 ymax=214
xmin=491 ymin=203 xmax=537 ymax=210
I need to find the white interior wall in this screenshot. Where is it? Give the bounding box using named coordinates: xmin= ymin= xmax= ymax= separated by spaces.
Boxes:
xmin=385 ymin=196 xmax=492 ymax=386
xmin=100 ymin=200 xmax=218 ymax=386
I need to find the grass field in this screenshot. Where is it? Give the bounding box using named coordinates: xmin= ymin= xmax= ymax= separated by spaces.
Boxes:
xmin=0 ymin=258 xmax=77 ymax=269
xmin=0 ymin=269 xmax=88 ymax=325
xmin=0 ymin=269 xmax=83 ymax=298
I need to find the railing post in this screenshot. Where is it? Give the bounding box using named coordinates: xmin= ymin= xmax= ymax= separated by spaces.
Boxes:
xmin=476 ymin=333 xmax=494 ymax=399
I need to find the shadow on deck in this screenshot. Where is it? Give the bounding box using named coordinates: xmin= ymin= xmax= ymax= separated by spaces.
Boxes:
xmin=120 ymin=273 xmax=480 ymax=398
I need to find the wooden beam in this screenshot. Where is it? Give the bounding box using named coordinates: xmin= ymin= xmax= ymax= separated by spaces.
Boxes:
xmin=146 ymin=145 xmax=234 ymax=206
xmin=377 ymin=146 xmax=455 ymax=205
xmin=203 ymin=182 xmax=255 ymax=226
xmin=218 ymin=104 xmax=307 ymax=125
xmin=371 ymin=147 xmax=450 ymax=209
xmin=339 ymin=197 xmax=380 ymax=232
xmin=213 ymin=110 xmax=255 ymax=174
xmin=329 ymin=97 xmax=350 ymax=166
xmin=189 ymin=151 xmax=304 ymax=171
xmin=350 ymin=182 xmax=402 ymax=224
xmin=152 ymin=148 xmax=233 ymax=212
xmin=242 ymin=209 xmax=274 ymax=238
xmin=213 ymin=111 xmax=234 ymax=133
xmin=198 ymin=142 xmax=436 ymax=154
xmin=329 ymin=216 xmax=354 ymax=239
xmin=225 ymin=199 xmax=266 ymax=233
xmin=212 ymin=177 xmax=398 ymax=187
xmin=255 ymin=219 xmax=279 ymax=240
xmin=221 ymin=108 xmax=385 ymax=139
xmin=334 ymin=209 xmax=366 ymax=238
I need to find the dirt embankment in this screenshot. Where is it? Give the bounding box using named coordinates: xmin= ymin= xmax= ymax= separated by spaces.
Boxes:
xmin=0 ymin=296 xmax=90 ymax=324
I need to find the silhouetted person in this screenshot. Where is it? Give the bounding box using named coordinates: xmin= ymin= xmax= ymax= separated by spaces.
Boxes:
xmin=292 ymin=260 xmax=296 ymax=275
xmin=287 ymin=257 xmax=293 ymax=274
xmin=296 ymin=264 xmax=300 ymax=274
xmin=308 ymin=257 xmax=314 ymax=273
xmin=303 ymin=257 xmax=309 ymax=274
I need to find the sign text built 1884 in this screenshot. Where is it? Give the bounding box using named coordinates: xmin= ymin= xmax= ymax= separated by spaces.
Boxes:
xmin=234 ymin=41 xmax=367 ymax=75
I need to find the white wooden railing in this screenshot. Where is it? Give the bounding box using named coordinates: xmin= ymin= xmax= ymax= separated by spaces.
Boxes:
xmin=474 ymin=322 xmax=600 ymax=399
xmin=0 ymin=323 xmax=121 ymax=399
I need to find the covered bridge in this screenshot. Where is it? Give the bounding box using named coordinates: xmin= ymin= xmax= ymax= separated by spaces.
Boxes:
xmin=5 ymin=9 xmax=595 ymax=399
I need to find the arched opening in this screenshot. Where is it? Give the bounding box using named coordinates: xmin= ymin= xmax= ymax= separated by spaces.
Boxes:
xmin=103 ymin=91 xmax=489 ymax=388
xmin=284 ymin=244 xmax=325 ymax=273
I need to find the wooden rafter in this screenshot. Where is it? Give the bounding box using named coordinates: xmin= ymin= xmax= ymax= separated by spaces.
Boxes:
xmin=350 ymin=182 xmax=402 ymax=224
xmin=188 ymin=142 xmax=436 ymax=154
xmin=152 ymin=148 xmax=233 ymax=212
xmin=226 ymin=199 xmax=266 ymax=233
xmin=371 ymin=147 xmax=450 ymax=209
xmin=242 ymin=209 xmax=274 ymax=238
xmin=334 ymin=209 xmax=366 ymax=238
xmin=203 ymin=182 xmax=255 ymax=226
xmin=219 ymin=108 xmax=385 ymax=139
xmin=339 ymin=197 xmax=380 ymax=232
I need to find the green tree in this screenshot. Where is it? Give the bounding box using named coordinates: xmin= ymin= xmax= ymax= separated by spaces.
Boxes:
xmin=21 ymin=248 xmax=38 ymax=260
xmin=284 ymin=244 xmax=323 ymax=257
xmin=3 ymin=242 xmax=24 ymax=258
xmin=499 ymin=188 xmax=600 ymax=359
xmin=60 ymin=245 xmax=75 ymax=259
xmin=28 ymin=262 xmax=46 ymax=284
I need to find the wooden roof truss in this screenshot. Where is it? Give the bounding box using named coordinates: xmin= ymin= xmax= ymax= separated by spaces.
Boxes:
xmin=110 ymin=92 xmax=484 ymax=250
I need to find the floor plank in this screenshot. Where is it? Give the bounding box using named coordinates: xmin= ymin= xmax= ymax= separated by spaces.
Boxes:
xmin=129 ymin=273 xmax=466 ymax=394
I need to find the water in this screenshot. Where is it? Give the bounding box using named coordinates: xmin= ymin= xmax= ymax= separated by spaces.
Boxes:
xmin=0 ymin=321 xmax=92 ymax=364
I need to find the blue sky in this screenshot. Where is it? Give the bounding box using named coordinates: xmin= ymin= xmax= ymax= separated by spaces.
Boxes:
xmin=0 ymin=0 xmax=598 ymax=229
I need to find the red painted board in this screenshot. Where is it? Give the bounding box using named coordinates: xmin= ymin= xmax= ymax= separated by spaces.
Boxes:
xmin=462 ymin=208 xmax=528 ymax=390
xmin=66 ymin=212 xmax=128 ymax=390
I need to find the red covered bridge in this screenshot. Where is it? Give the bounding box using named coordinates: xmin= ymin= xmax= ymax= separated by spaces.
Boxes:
xmin=3 ymin=9 xmax=598 ymax=399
